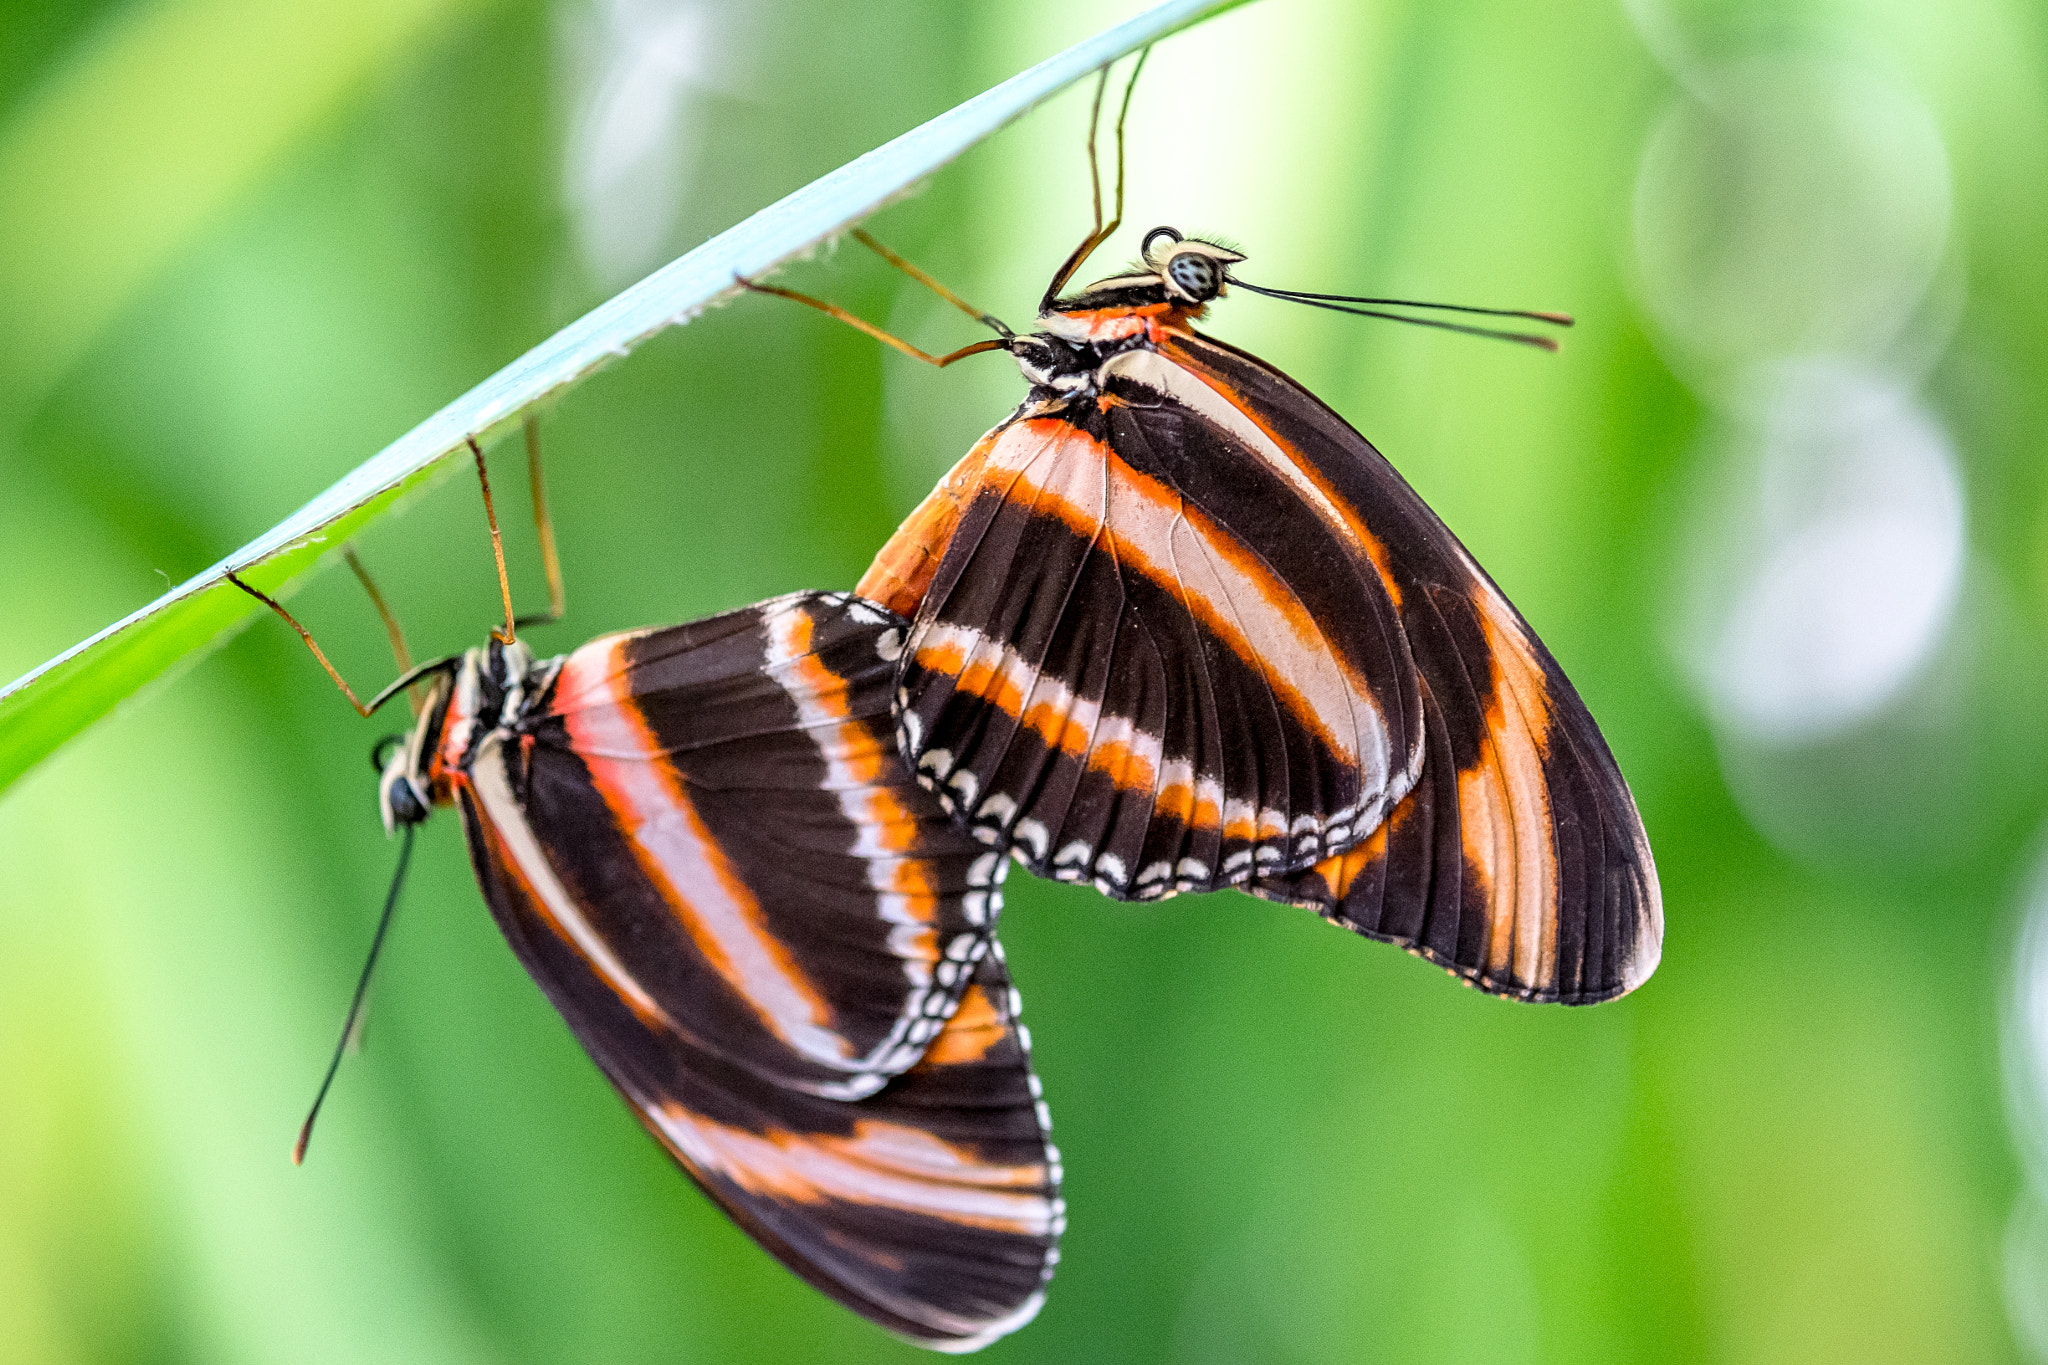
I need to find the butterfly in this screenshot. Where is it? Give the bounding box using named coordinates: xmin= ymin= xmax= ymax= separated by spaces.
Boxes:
xmin=237 ymin=548 xmax=1065 ymax=1350
xmin=387 ymin=591 xmax=1061 ymax=1345
xmin=851 ymin=227 xmax=1661 ymax=1005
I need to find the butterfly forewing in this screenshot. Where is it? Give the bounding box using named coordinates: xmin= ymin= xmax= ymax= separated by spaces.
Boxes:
xmin=1156 ymin=331 xmax=1662 ymax=1001
xmin=454 ymin=592 xmax=1003 ymax=1101
xmin=879 ymin=398 xmax=1424 ymax=902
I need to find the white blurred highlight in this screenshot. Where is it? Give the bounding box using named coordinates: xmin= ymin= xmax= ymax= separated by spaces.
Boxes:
xmin=2012 ymin=877 xmax=2048 ymax=1174
xmin=2004 ymin=853 xmax=2048 ymax=1359
xmin=560 ymin=0 xmax=716 ymax=289
xmin=1627 ymin=19 xmax=1970 ymax=756
xmin=1632 ymin=57 xmax=1952 ymax=394
xmin=1694 ymin=360 xmax=1965 ymax=745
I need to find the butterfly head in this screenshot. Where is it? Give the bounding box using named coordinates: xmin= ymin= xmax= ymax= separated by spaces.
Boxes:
xmin=374 ymin=665 xmax=460 ymax=835
xmin=1140 ymin=227 xmax=1245 ymax=305
xmin=1048 ymin=227 xmax=1246 ymax=319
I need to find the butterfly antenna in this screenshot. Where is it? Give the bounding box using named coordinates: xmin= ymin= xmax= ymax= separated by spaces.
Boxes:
xmin=1232 ymin=280 xmax=1571 ymax=351
xmin=1237 ymin=280 xmax=1572 ymax=327
xmin=850 ymin=229 xmax=1013 ymax=338
xmin=294 ymin=822 xmax=416 ymax=1165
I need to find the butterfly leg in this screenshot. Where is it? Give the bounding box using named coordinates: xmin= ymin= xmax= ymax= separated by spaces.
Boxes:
xmin=342 ymin=545 xmax=414 ymax=674
xmin=340 ymin=545 xmax=425 ymax=717
xmin=1039 ymin=48 xmax=1149 ymax=309
xmin=513 ymin=414 xmax=568 ymax=630
xmin=465 ymin=435 xmax=521 ymax=645
xmin=738 ymin=273 xmax=1008 ymax=367
xmin=225 ymin=569 xmax=386 ymax=717
xmin=228 ymin=421 xmax=544 ymax=715
xmin=227 ymin=547 xmax=449 ymax=720
xmin=846 ymin=228 xmax=1012 ymax=337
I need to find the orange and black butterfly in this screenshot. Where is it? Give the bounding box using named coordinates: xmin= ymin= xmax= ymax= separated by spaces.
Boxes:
xmin=764 ymin=69 xmax=1661 ymax=1006
xmin=234 ymin=453 xmax=1060 ymax=1350
xmin=379 ymin=593 xmax=1060 ymax=1346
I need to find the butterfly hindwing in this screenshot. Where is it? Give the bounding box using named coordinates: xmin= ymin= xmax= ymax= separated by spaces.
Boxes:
xmin=1156 ymin=331 xmax=1662 ymax=1001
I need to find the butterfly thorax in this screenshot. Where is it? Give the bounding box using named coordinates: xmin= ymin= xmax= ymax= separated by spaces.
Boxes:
xmin=1009 ymin=323 xmax=1169 ymax=399
xmin=377 ymin=638 xmax=563 ymax=830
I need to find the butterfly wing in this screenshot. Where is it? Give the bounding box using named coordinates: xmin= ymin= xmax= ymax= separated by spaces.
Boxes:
xmin=675 ymin=948 xmax=1061 ymax=1351
xmin=869 ymin=403 xmax=1425 ymax=902
xmin=468 ymin=591 xmax=1003 ymax=1100
xmin=1154 ymin=330 xmax=1661 ymax=1002
xmin=459 ymin=776 xmax=1060 ymax=1348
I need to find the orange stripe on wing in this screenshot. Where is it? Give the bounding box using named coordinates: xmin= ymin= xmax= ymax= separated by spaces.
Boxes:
xmin=956 ymin=653 xmax=1030 ymax=731
xmin=970 ymin=416 xmax=1389 ymax=774
xmin=1023 ymin=699 xmax=1094 ymax=758
xmin=1156 ymin=336 xmax=1407 ymax=610
xmin=919 ymin=622 xmax=1293 ymax=839
xmin=915 ymin=624 xmax=1212 ymax=827
xmin=1310 ymin=805 xmax=1398 ymax=903
xmin=1155 ymin=779 xmax=1223 ymax=831
xmin=1086 ymin=730 xmax=1158 ymax=794
xmin=912 ymin=625 xmax=1097 ymax=763
xmin=648 ymin=1105 xmax=1054 ymax=1236
xmin=858 ymin=429 xmax=1004 ymax=617
xmin=1457 ymin=577 xmax=1559 ymax=991
xmin=555 ymin=637 xmax=850 ymax=1066
xmin=913 ymin=984 xmax=1005 ymax=1068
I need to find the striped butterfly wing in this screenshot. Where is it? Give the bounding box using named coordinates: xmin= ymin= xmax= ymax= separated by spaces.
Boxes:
xmin=459 ymin=591 xmax=1003 ymax=1100
xmin=1157 ymin=331 xmax=1662 ymax=1002
xmin=867 ymin=403 xmax=1425 ymax=903
xmin=459 ymin=779 xmax=1060 ymax=1350
xmin=681 ymin=948 xmax=1061 ymax=1351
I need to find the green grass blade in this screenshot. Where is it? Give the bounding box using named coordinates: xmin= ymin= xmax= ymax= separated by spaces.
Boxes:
xmin=0 ymin=0 xmax=1251 ymax=798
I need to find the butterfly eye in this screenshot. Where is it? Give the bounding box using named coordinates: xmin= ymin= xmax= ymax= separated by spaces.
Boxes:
xmin=385 ymin=774 xmax=430 ymax=826
xmin=373 ymin=732 xmax=432 ymax=827
xmin=1166 ymin=251 xmax=1222 ymax=301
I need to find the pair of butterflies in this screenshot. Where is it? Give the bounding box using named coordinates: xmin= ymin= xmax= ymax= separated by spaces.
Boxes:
xmin=344 ymin=226 xmax=1660 ymax=1351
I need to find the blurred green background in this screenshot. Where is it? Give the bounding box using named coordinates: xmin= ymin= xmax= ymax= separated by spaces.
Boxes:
xmin=6 ymin=0 xmax=2048 ymax=1360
